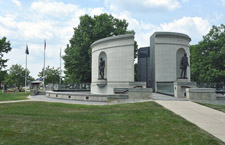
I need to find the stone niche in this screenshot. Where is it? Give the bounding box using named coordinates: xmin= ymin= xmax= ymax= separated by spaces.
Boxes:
xmin=91 ymin=34 xmax=135 ymax=94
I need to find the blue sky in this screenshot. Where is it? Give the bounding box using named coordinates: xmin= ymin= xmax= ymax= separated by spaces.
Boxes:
xmin=0 ymin=0 xmax=224 ymax=78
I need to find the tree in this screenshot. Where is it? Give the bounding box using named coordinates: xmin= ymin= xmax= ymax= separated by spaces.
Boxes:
xmin=0 ymin=37 xmax=12 ymax=70
xmin=63 ymin=13 xmax=137 ymax=83
xmin=0 ymin=37 xmax=12 ymax=87
xmin=0 ymin=71 xmax=7 ymax=89
xmin=38 ymin=66 xmax=60 ymax=85
xmin=4 ymin=64 xmax=33 ymax=88
xmin=190 ymin=24 xmax=225 ymax=84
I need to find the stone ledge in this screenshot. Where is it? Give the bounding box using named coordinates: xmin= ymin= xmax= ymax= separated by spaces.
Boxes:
xmin=91 ymin=34 xmax=134 ymax=48
xmin=174 ymin=81 xmax=196 ymax=86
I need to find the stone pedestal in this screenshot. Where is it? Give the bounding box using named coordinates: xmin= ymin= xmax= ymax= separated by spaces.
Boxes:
xmin=174 ymin=79 xmax=196 ymax=98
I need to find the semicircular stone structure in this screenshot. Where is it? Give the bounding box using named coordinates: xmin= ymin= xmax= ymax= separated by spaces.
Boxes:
xmin=91 ymin=34 xmax=134 ymax=94
xmin=150 ymin=31 xmax=191 ymax=93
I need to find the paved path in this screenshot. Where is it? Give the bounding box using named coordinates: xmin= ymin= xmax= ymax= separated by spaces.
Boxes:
xmin=152 ymin=93 xmax=187 ymax=101
xmin=155 ymin=100 xmax=225 ymax=143
xmin=0 ymin=100 xmax=32 ymax=104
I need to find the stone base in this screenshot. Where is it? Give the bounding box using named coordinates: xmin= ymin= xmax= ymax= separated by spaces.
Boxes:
xmin=186 ymin=88 xmax=216 ymax=101
xmin=114 ymin=88 xmax=152 ymax=100
xmin=174 ymin=79 xmax=196 ymax=98
xmin=46 ymin=87 xmax=152 ymax=104
xmin=96 ymin=79 xmax=107 ymax=88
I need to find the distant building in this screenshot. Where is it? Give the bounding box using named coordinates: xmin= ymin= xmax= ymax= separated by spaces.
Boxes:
xmin=137 ymin=47 xmax=151 ymax=88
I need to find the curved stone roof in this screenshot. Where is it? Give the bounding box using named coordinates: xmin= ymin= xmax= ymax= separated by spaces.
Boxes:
xmin=152 ymin=31 xmax=191 ymax=41
xmin=91 ymin=34 xmax=134 ymax=48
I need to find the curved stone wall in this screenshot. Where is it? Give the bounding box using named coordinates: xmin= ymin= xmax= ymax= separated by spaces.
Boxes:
xmin=91 ymin=34 xmax=134 ymax=94
xmin=150 ymin=32 xmax=191 ymax=92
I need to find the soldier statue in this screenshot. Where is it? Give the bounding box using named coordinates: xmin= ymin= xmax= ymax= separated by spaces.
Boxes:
xmin=99 ymin=57 xmax=105 ymax=79
xmin=180 ymin=53 xmax=189 ymax=79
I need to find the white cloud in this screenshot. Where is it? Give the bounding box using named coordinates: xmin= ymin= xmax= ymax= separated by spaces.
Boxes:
xmin=31 ymin=1 xmax=85 ymax=17
xmin=0 ymin=14 xmax=17 ymax=28
xmin=17 ymin=21 xmax=55 ymax=39
xmin=88 ymin=8 xmax=106 ymax=17
xmin=105 ymin=0 xmax=181 ymax=12
xmin=160 ymin=17 xmax=211 ymax=42
xmin=111 ymin=11 xmax=160 ymax=47
xmin=113 ymin=11 xmax=210 ymax=46
xmin=11 ymin=0 xmax=21 ymax=7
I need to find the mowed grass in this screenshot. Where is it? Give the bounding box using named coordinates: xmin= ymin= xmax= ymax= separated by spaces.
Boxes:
xmin=0 ymin=102 xmax=224 ymax=145
xmin=198 ymin=102 xmax=225 ymax=113
xmin=0 ymin=91 xmax=29 ymax=101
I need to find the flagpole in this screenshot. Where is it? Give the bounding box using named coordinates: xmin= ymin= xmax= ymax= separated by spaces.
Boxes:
xmin=59 ymin=48 xmax=62 ymax=84
xmin=25 ymin=51 xmax=27 ymax=90
xmin=43 ymin=40 xmax=46 ymax=90
xmin=25 ymin=44 xmax=28 ymax=92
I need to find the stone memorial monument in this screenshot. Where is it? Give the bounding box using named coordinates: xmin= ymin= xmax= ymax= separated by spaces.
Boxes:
xmin=150 ymin=32 xmax=192 ymax=94
xmin=46 ymin=31 xmax=216 ymax=102
xmin=91 ymin=34 xmax=135 ymax=94
xmin=91 ymin=34 xmax=152 ymax=101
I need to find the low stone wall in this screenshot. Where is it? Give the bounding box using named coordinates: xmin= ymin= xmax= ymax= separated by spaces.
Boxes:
xmin=113 ymin=88 xmax=152 ymax=100
xmin=186 ymin=88 xmax=216 ymax=101
xmin=46 ymin=91 xmax=129 ymax=103
xmin=128 ymin=88 xmax=152 ymax=100
xmin=46 ymin=87 xmax=152 ymax=104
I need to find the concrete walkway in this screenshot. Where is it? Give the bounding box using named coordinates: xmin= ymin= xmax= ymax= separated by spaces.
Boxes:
xmin=155 ymin=100 xmax=225 ymax=143
xmin=152 ymin=93 xmax=187 ymax=101
xmin=0 ymin=100 xmax=32 ymax=104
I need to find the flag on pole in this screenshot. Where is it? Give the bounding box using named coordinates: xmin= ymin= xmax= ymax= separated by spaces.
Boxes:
xmin=25 ymin=44 xmax=29 ymax=55
xmin=60 ymin=48 xmax=61 ymax=57
xmin=44 ymin=39 xmax=46 ymax=49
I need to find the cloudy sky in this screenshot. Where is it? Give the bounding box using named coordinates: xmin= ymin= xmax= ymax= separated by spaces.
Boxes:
xmin=0 ymin=0 xmax=224 ymax=78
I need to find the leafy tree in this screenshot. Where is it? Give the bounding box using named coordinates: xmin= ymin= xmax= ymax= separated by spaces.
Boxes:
xmin=63 ymin=13 xmax=137 ymax=83
xmin=38 ymin=66 xmax=61 ymax=85
xmin=0 ymin=71 xmax=7 ymax=89
xmin=4 ymin=64 xmax=33 ymax=88
xmin=0 ymin=37 xmax=12 ymax=87
xmin=190 ymin=24 xmax=225 ymax=84
xmin=0 ymin=37 xmax=12 ymax=70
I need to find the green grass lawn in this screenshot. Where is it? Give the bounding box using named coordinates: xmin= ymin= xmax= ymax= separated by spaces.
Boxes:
xmin=0 ymin=102 xmax=224 ymax=145
xmin=198 ymin=102 xmax=225 ymax=113
xmin=0 ymin=91 xmax=29 ymax=101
